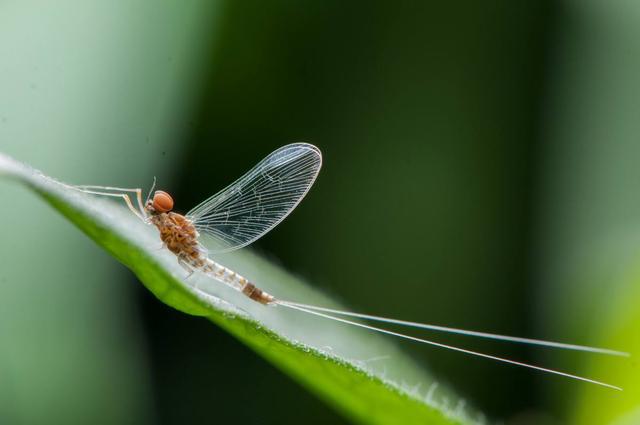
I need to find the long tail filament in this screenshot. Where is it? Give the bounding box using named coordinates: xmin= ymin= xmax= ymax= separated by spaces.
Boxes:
xmin=276 ymin=300 xmax=626 ymax=391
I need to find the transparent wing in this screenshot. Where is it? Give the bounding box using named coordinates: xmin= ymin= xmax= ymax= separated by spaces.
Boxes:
xmin=187 ymin=143 xmax=322 ymax=253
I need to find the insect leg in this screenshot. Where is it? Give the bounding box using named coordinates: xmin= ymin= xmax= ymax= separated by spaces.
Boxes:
xmin=72 ymin=188 xmax=146 ymax=221
xmin=177 ymin=256 xmax=196 ymax=279
xmin=75 ymin=185 xmax=146 ymax=217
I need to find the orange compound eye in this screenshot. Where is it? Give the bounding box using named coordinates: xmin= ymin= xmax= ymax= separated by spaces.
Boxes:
xmin=152 ymin=190 xmax=174 ymax=213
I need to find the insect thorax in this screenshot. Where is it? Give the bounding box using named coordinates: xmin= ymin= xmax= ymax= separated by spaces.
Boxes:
xmin=151 ymin=212 xmax=201 ymax=259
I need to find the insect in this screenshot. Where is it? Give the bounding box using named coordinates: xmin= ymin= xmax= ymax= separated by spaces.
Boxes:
xmin=72 ymin=143 xmax=628 ymax=390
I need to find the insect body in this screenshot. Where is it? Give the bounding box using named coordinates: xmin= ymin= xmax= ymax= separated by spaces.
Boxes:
xmin=75 ymin=143 xmax=319 ymax=303
xmin=147 ymin=194 xmax=274 ymax=304
xmin=72 ymin=143 xmax=628 ymax=390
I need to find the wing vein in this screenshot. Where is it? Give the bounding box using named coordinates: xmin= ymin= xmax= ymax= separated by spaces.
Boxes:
xmin=187 ymin=143 xmax=322 ymax=253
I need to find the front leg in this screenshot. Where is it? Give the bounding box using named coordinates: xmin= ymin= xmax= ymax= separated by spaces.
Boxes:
xmin=67 ymin=184 xmax=147 ymax=220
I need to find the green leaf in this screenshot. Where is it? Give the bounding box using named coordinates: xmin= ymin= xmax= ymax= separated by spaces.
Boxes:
xmin=0 ymin=152 xmax=484 ymax=425
xmin=567 ymin=264 xmax=640 ymax=425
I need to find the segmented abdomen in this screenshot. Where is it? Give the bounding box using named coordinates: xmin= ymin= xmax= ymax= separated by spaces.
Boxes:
xmin=201 ymin=258 xmax=274 ymax=304
xmin=201 ymin=258 xmax=246 ymax=291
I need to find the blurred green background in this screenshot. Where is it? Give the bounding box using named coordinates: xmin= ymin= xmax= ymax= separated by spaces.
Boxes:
xmin=0 ymin=1 xmax=638 ymax=424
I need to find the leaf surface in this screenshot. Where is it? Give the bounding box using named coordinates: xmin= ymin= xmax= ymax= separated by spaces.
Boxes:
xmin=0 ymin=152 xmax=483 ymax=425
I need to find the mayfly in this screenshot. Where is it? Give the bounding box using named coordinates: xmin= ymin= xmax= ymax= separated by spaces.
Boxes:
xmin=72 ymin=143 xmax=628 ymax=390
